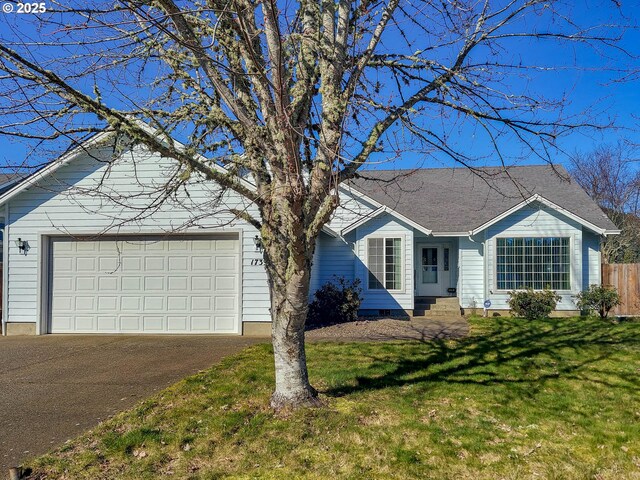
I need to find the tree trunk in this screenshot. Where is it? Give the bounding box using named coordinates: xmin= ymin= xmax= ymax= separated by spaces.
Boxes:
xmin=270 ymin=295 xmax=319 ymax=410
xmin=264 ymin=231 xmax=320 ymax=410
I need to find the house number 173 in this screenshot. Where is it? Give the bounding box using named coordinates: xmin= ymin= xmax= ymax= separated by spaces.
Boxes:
xmin=250 ymin=258 xmax=264 ymax=266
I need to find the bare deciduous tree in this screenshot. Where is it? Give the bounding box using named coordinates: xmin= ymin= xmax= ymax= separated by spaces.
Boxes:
xmin=0 ymin=1 xmax=630 ymax=408
xmin=570 ymin=143 xmax=640 ymax=263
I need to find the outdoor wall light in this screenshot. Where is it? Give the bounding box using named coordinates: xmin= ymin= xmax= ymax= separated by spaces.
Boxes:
xmin=15 ymin=238 xmax=29 ymax=255
xmin=253 ymin=235 xmax=263 ymax=252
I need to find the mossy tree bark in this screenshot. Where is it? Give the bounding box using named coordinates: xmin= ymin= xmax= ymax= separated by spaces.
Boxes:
xmin=0 ymin=0 xmax=625 ymax=409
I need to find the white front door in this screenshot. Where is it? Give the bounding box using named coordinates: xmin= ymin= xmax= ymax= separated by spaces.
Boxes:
xmin=417 ymin=245 xmax=451 ymax=296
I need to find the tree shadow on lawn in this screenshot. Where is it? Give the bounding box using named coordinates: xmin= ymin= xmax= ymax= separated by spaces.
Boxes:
xmin=323 ymin=317 xmax=640 ymax=399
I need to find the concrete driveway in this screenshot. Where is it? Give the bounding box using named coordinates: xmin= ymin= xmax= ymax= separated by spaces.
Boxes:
xmin=0 ymin=335 xmax=266 ymax=471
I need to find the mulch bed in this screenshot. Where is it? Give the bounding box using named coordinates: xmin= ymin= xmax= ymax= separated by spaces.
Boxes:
xmin=305 ymin=317 xmax=469 ymax=342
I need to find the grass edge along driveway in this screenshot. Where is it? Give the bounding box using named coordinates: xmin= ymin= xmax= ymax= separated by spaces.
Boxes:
xmin=28 ymin=317 xmax=640 ymax=480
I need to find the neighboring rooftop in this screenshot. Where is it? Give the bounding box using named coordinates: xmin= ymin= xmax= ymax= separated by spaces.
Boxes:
xmin=0 ymin=173 xmax=23 ymax=195
xmin=349 ymin=164 xmax=617 ymax=233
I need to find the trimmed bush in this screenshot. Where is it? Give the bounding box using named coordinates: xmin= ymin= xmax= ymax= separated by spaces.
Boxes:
xmin=576 ymin=284 xmax=621 ymax=319
xmin=507 ymin=287 xmax=561 ymax=320
xmin=307 ymin=277 xmax=362 ymax=327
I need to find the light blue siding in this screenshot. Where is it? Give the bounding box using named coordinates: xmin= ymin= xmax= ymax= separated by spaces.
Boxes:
xmin=458 ymin=236 xmax=484 ymax=310
xmin=309 ymin=232 xmax=355 ymax=298
xmin=484 ymin=203 xmax=583 ymax=310
xmin=241 ymin=231 xmax=271 ymax=323
xmin=4 ymin=143 xmax=272 ymax=328
xmin=3 ymin=141 xmax=606 ymax=326
xmin=327 ymin=187 xmax=377 ymax=233
xmin=354 ymin=213 xmax=414 ymax=310
xmin=582 ymin=230 xmax=601 ymax=289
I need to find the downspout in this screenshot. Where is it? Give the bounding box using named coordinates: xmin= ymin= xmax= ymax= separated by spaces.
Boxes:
xmin=457 ymin=238 xmax=463 ymax=309
xmin=2 ymin=201 xmax=8 ymax=335
xmin=599 ymin=234 xmax=604 ymax=286
xmin=468 ymin=232 xmax=489 ymax=315
xmin=483 ymin=230 xmax=489 ymax=314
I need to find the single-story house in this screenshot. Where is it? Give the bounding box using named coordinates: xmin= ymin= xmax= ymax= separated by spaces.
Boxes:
xmin=0 ymin=173 xmax=24 ymax=262
xmin=0 ymin=131 xmax=619 ymax=335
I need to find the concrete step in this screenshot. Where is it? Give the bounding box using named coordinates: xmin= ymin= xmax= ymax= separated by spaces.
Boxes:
xmin=424 ymin=303 xmax=461 ymax=312
xmin=414 ymin=300 xmax=436 ymax=307
xmin=415 ymin=297 xmax=459 ymax=307
xmin=434 ymin=297 xmax=459 ymax=306
xmin=413 ymin=309 xmax=461 ymax=318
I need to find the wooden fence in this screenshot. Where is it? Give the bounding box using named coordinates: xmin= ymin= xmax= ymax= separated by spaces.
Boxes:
xmin=0 ymin=264 xmax=2 ymax=334
xmin=602 ymin=263 xmax=640 ymax=316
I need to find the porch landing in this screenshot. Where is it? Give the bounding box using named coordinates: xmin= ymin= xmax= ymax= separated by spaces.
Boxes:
xmin=413 ymin=296 xmax=462 ymax=319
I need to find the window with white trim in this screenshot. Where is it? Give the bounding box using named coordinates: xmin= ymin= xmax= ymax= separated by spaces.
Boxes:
xmin=368 ymin=237 xmax=402 ymax=290
xmin=496 ymin=237 xmax=571 ymax=290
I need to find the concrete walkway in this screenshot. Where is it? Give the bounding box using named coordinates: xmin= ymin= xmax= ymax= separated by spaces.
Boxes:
xmin=0 ymin=335 xmax=265 ymax=471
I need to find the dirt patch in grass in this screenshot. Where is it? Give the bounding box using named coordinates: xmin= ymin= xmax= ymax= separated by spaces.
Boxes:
xmin=25 ymin=316 xmax=640 ymax=480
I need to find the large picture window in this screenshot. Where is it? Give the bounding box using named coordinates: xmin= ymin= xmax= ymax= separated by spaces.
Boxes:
xmin=368 ymin=237 xmax=402 ymax=290
xmin=496 ymin=237 xmax=571 ymax=290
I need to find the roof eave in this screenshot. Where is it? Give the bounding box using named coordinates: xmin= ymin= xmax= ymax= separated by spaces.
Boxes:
xmin=469 ymin=194 xmax=609 ymax=236
xmin=321 ymin=225 xmax=340 ymax=238
xmin=0 ymin=120 xmax=259 ymax=208
xmin=0 ymin=129 xmax=115 ymax=208
xmin=431 ymin=232 xmax=470 ymax=237
xmin=341 ymin=205 xmax=432 ymax=237
xmin=341 ymin=206 xmax=386 ymax=236
xmin=339 ymin=185 xmax=432 ymax=236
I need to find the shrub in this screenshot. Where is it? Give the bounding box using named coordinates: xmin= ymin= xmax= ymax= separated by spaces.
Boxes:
xmin=507 ymin=287 xmax=561 ymax=320
xmin=307 ymin=277 xmax=362 ymax=327
xmin=575 ymin=284 xmax=621 ymax=319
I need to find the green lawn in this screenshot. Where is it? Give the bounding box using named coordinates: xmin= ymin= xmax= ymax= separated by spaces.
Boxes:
xmin=30 ymin=317 xmax=640 ymax=479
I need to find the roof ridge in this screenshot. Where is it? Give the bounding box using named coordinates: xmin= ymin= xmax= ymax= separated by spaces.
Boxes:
xmin=356 ymin=164 xmax=562 ymax=173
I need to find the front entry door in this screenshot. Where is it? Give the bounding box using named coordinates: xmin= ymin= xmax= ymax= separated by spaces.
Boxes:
xmin=418 ymin=246 xmax=451 ymax=296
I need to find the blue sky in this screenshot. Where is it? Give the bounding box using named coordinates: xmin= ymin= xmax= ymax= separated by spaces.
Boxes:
xmin=0 ymin=1 xmax=638 ymax=174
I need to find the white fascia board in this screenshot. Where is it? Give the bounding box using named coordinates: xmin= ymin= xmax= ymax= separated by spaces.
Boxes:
xmin=0 ymin=129 xmax=115 ymax=207
xmin=131 ymin=119 xmax=258 ymax=193
xmin=321 ymin=225 xmax=339 ymax=237
xmin=341 ymin=206 xmax=386 ymax=235
xmin=386 ymin=207 xmax=432 ymax=236
xmin=469 ymin=194 xmax=607 ymax=236
xmin=338 ymin=183 xmax=383 ymax=209
xmin=431 ymin=232 xmax=469 ymax=237
xmin=341 ymin=205 xmax=432 ymax=237
xmin=339 ymin=184 xmax=432 ymax=235
xmin=0 ymin=120 xmax=259 ymax=208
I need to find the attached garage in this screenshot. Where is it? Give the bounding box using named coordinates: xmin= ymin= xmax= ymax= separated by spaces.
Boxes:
xmin=47 ymin=235 xmax=240 ymax=334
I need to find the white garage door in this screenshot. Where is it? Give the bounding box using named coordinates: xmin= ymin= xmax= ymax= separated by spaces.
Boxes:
xmin=49 ymin=235 xmax=240 ymax=333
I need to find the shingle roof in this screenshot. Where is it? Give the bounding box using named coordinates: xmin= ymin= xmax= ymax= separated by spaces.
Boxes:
xmin=348 ymin=165 xmax=617 ymax=233
xmin=0 ymin=173 xmax=22 ymax=195
xmin=0 ymin=173 xmax=18 ymax=184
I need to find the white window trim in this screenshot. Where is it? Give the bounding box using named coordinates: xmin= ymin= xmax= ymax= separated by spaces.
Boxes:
xmin=365 ymin=234 xmax=405 ymax=293
xmin=493 ymin=234 xmax=574 ymax=294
